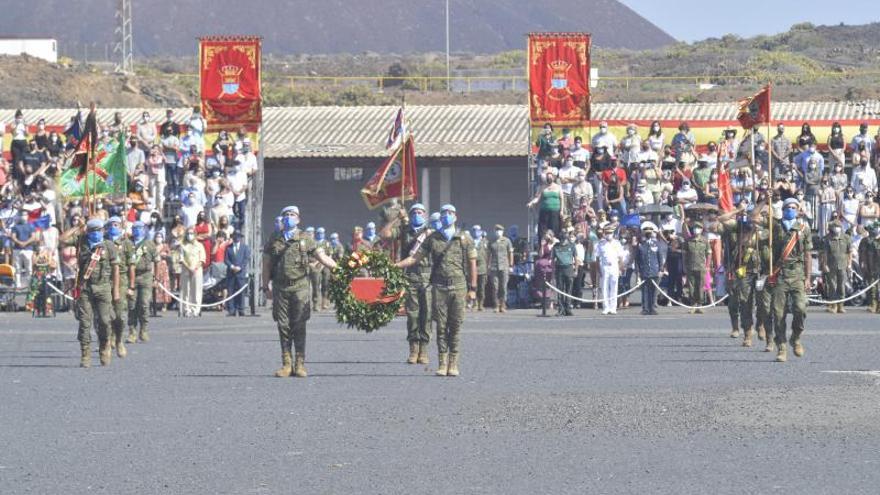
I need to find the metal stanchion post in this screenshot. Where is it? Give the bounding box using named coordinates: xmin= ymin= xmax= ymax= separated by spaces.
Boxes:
xmin=248 ymin=273 xmax=257 ymax=316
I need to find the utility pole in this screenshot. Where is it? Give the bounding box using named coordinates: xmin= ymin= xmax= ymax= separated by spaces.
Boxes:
xmin=114 ymin=0 xmax=134 ymax=73
xmin=446 ymin=0 xmax=450 ymax=92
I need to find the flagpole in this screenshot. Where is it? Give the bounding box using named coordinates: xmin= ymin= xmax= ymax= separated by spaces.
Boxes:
xmin=400 ymin=93 xmax=407 ymax=209
xmin=766 ymin=83 xmax=773 ymax=280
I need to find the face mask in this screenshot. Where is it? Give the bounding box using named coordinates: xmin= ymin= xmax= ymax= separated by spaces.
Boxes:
xmin=132 ymin=228 xmax=146 ymax=242
xmin=283 ymin=216 xmax=299 ymax=230
xmin=107 ymin=226 xmax=122 ymax=241
xmin=441 ymin=213 xmax=455 ymax=228
xmin=783 ymin=208 xmax=797 ymax=221
xmin=472 ymin=229 xmax=482 ymax=240
xmin=693 ymin=228 xmax=703 ymax=236
xmin=832 ymin=227 xmax=842 ymax=235
xmin=410 ymin=212 xmax=426 ymax=228
xmin=87 ymin=231 xmax=104 ymax=247
xmin=330 ymin=238 xmax=339 ymax=247
xmin=809 ymin=147 xmax=817 ymax=154
xmin=627 ymin=129 xmax=635 ymax=136
xmin=186 ymin=233 xmax=195 ymax=241
xmin=652 ymin=125 xmax=659 ymax=132
xmin=430 ymin=219 xmax=443 ymax=231
xmin=599 ymin=127 xmax=607 ymax=134
xmin=315 ymin=232 xmax=325 ymax=241
xmin=494 ymin=229 xmax=504 ymax=239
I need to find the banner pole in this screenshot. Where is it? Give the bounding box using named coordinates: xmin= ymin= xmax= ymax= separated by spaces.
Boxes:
xmin=767 ymin=84 xmax=773 ymax=278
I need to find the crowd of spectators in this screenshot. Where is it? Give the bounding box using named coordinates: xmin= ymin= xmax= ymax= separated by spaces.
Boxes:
xmin=0 ymin=107 xmax=259 ymax=312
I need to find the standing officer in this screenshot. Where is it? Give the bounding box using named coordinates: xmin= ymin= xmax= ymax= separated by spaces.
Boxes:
xmin=635 ymin=222 xmax=665 ymax=315
xmin=487 ymin=224 xmax=514 ymax=312
xmin=821 ymin=220 xmax=853 ymax=314
xmin=769 ymin=197 xmax=812 ymax=363
xmin=552 ymin=227 xmax=578 ymax=316
xmin=107 ymin=216 xmax=134 ymax=358
xmin=127 ymin=221 xmax=157 ymax=343
xmin=315 ymin=227 xmax=332 ymax=310
xmin=69 ymin=218 xmax=120 ymax=367
xmin=683 ymin=222 xmax=710 ymax=314
xmin=224 ymin=230 xmax=250 ymax=317
xmin=380 ymin=203 xmax=434 ymax=364
xmin=471 ymin=225 xmax=489 ymax=311
xmin=396 ymin=204 xmax=477 ymax=377
xmin=261 ymin=206 xmax=338 ymax=378
xmin=859 ymin=221 xmax=880 ymax=313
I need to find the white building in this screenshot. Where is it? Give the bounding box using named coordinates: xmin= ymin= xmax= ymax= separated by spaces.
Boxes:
xmin=0 ymin=38 xmax=58 ymax=63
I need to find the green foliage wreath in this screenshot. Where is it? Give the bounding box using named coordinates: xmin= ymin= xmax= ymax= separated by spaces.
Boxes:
xmin=328 ymin=249 xmax=406 ymax=333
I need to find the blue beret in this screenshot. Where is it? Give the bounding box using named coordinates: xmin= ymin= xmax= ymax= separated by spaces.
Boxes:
xmin=429 ymin=212 xmax=441 ymax=221
xmin=132 ymin=221 xmax=145 ymax=228
xmin=316 ymin=227 xmax=325 ymax=233
xmin=108 ymin=216 xmax=122 ymax=224
xmin=305 ymin=226 xmax=315 ymax=233
xmin=86 ymin=218 xmax=104 ymax=230
xmin=440 ymin=204 xmax=456 ymax=213
xmin=281 ymin=206 xmax=299 ymax=215
xmin=366 ymin=222 xmax=376 ymax=229
xmin=783 ymin=198 xmax=800 ymax=207
xmin=408 ymin=203 xmax=426 ymax=213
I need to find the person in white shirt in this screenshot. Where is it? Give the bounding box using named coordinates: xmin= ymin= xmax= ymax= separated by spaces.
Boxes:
xmin=591 ymin=121 xmax=618 ymax=157
xmin=850 ymin=160 xmax=877 ymax=196
xmin=180 ymin=190 xmax=203 ymax=228
xmin=676 ymin=179 xmax=699 ymax=207
xmin=661 ymin=213 xmax=681 ymax=235
xmin=136 ymin=111 xmax=156 ymax=152
xmin=570 ymin=136 xmax=590 ymax=167
xmin=594 ymin=223 xmax=626 ymax=315
xmin=619 ymin=124 xmax=642 ymax=166
xmin=188 ymin=107 xmax=207 ymax=152
xmin=226 ymin=161 xmax=249 ymax=225
xmin=234 ymin=139 xmax=258 ymax=177
xmin=851 ymin=123 xmax=874 ymax=158
xmin=557 ymin=157 xmax=580 ymax=212
xmin=125 ymin=137 xmax=146 ymax=177
xmin=646 ymin=121 xmax=665 ymax=153
xmin=634 ymin=178 xmax=655 ymax=206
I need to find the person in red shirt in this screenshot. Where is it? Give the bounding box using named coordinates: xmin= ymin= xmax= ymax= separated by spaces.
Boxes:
xmin=213 ymin=230 xmax=231 ymax=264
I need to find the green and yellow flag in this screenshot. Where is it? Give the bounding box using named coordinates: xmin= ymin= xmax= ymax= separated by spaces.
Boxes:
xmin=60 ymin=134 xmax=128 ymax=199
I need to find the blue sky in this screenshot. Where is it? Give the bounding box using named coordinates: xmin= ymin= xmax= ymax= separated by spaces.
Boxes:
xmin=621 ymin=0 xmax=878 ymax=42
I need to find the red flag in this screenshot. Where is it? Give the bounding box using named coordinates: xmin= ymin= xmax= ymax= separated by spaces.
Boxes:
xmin=72 ymin=133 xmax=91 ymax=178
xmin=717 ymin=163 xmax=734 ymax=213
xmin=736 ymin=85 xmax=771 ymax=129
xmin=361 ymin=136 xmax=417 ymax=210
xmin=528 ymin=33 xmax=591 ymax=125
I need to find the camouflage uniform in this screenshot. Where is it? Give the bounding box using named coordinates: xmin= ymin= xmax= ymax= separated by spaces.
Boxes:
xmin=128 ymin=239 xmax=158 ymax=342
xmin=859 ymin=229 xmax=880 ymax=312
xmin=73 ymin=237 xmax=120 ymax=367
xmin=473 ymin=236 xmax=489 ymax=311
xmin=683 ymin=228 xmax=709 ymax=311
xmin=769 ymin=217 xmax=812 ymax=361
xmin=721 ymin=221 xmax=770 ymax=344
xmin=487 ymin=234 xmax=513 ymax=311
xmin=821 ymin=224 xmax=852 ymax=313
xmin=394 ymin=223 xmax=434 ymax=362
xmin=111 ymin=237 xmax=135 ymax=350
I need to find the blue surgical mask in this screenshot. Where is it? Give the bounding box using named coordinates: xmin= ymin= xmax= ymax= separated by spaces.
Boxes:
xmin=441 ymin=213 xmax=455 ymax=228
xmin=283 ymin=216 xmax=299 ymax=230
xmin=782 ymin=208 xmax=797 ymax=221
xmin=430 ymin=218 xmax=443 ymax=231
xmin=132 ymin=228 xmax=146 ymax=243
xmin=315 ymin=232 xmax=325 ymax=241
xmin=107 ymin=226 xmax=123 ymax=241
xmin=330 ymin=238 xmax=339 ymax=247
xmin=87 ymin=231 xmax=104 ymax=248
xmin=472 ymin=228 xmax=482 ymax=239
xmin=365 ymin=227 xmax=376 ymax=238
xmin=410 ymin=213 xmax=426 ymax=228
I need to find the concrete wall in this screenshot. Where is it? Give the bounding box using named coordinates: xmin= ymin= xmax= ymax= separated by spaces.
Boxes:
xmin=261 ymin=156 xmax=528 ymax=246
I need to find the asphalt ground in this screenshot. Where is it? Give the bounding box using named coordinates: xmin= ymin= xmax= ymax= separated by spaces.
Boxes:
xmin=1 ymin=305 xmax=879 ymax=494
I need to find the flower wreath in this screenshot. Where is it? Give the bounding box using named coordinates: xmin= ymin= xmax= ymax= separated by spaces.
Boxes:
xmin=328 ymin=250 xmax=406 ymax=332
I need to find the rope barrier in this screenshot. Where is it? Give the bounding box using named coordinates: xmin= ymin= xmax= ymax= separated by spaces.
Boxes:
xmin=544 ymin=279 xmax=645 ymax=305
xmin=45 ymin=281 xmax=75 ymax=301
xmin=650 ymin=280 xmax=730 ymax=310
xmin=806 ymin=279 xmax=879 ymax=305
xmin=156 ymin=282 xmax=248 ymax=309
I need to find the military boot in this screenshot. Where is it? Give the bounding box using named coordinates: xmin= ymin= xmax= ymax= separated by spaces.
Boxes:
xmin=447 ymin=353 xmax=460 ymax=377
xmin=99 ymin=341 xmax=112 ymax=366
xmin=837 ymin=303 xmax=846 ymax=314
xmin=110 ymin=332 xmax=117 ymax=349
xmin=417 ymin=342 xmax=430 ymax=365
xmin=274 ymin=351 xmax=293 ymax=377
xmin=139 ymin=327 xmax=150 ymax=343
xmin=499 ymin=301 xmax=507 ymax=313
xmin=826 ymin=304 xmax=836 ymax=313
xmin=477 ymin=301 xmax=483 ymax=312
xmin=435 ymin=353 xmax=448 ymax=376
xmin=791 ymin=339 xmax=805 ymax=358
xmin=729 ymin=328 xmax=740 ymax=339
xmin=756 ymin=325 xmax=766 ymax=342
xmin=293 ymin=353 xmax=308 ymax=378
xmin=406 ymin=342 xmax=419 ymax=364
xmin=80 ymin=344 xmax=91 ymax=368
xmin=694 ymin=308 xmax=704 ymax=314
xmin=125 ymin=328 xmax=137 ymax=344
xmin=764 ymin=340 xmax=777 ymax=353
xmin=116 ymin=333 xmax=127 ymax=358
xmin=742 ymin=329 xmax=753 ymax=347
xmin=868 ymin=300 xmax=877 ymax=313
xmin=775 ymin=343 xmax=788 ymax=363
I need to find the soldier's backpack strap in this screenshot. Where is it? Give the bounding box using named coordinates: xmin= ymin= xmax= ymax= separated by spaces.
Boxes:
xmin=768 ymin=229 xmax=801 ymax=285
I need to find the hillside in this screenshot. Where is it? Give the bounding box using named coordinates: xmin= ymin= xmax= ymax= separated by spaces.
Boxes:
xmin=1 ymin=23 xmax=879 ymax=109
xmin=0 ymin=0 xmax=674 ymax=56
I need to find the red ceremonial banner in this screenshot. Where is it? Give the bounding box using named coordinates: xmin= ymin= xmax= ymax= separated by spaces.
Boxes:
xmin=199 ymin=36 xmax=262 ymax=130
xmin=737 ymin=85 xmax=772 ymax=129
xmin=528 ymin=33 xmax=591 ymax=126
xmin=361 ymin=137 xmax=418 ymax=210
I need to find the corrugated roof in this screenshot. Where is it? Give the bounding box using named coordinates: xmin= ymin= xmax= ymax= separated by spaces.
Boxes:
xmin=4 ymin=101 xmax=880 ymax=159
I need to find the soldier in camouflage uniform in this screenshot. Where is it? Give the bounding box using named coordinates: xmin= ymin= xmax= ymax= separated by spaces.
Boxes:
xmin=261 ymin=206 xmax=338 ymax=378
xmin=820 ymin=220 xmax=853 ymax=314
xmin=716 ymin=207 xmax=771 ymax=347
xmin=683 ymin=222 xmax=710 ymax=314
xmin=860 ymin=222 xmax=880 ymax=313
xmin=381 ymin=203 xmax=434 ymax=364
xmin=397 ymin=204 xmax=477 ymax=377
xmin=314 ymin=227 xmax=333 ymax=310
xmin=127 ymin=221 xmax=158 ymax=344
xmin=471 ymin=225 xmax=489 ymax=312
xmin=304 ymin=227 xmax=321 ymax=309
xmin=65 ymin=218 xmax=121 ymax=368
xmin=487 ymin=224 xmax=514 ymax=312
xmin=769 ymin=198 xmax=813 ymax=363
xmin=106 ymin=216 xmax=135 ymax=359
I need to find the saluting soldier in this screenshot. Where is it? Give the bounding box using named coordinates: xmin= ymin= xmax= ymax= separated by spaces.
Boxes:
xmin=683 ymin=221 xmax=710 ymax=314
xmin=261 ymin=206 xmax=338 ymax=378
xmin=487 ymin=224 xmax=514 ymax=312
xmin=380 ymin=203 xmax=434 ymax=364
xmin=860 ymin=221 xmax=880 ymax=313
xmin=107 ymin=216 xmax=135 ymax=358
xmin=66 ymin=218 xmax=121 ymax=368
xmin=127 ymin=221 xmax=158 ymax=344
xmin=471 ymin=225 xmax=489 ymax=312
xmin=769 ymin=197 xmax=813 ymax=363
xmin=397 ymin=204 xmax=477 ymax=377
xmin=821 ymin=220 xmax=853 ymax=314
